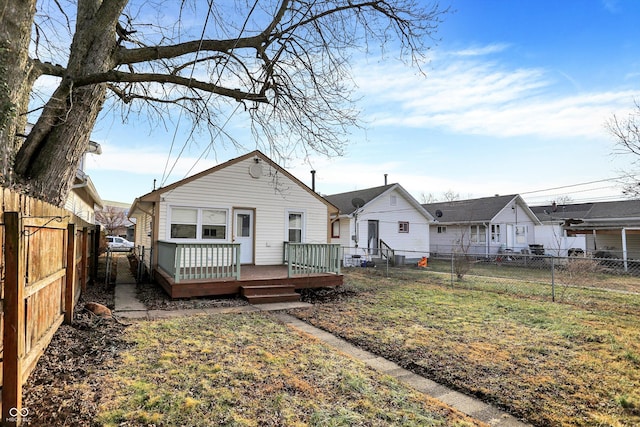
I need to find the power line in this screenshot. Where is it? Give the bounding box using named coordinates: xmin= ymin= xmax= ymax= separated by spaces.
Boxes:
xmin=160 ymin=0 xmax=216 ymax=186
xmin=519 ymin=176 xmax=630 ymax=195
xmin=161 ymin=0 xmax=261 ymax=186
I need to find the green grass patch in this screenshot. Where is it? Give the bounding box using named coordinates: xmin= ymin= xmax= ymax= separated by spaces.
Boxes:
xmin=97 ymin=312 xmax=481 ymax=427
xmin=292 ymin=271 xmax=640 ymax=426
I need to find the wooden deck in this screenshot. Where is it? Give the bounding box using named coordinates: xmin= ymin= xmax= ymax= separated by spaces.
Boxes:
xmin=154 ymin=264 xmax=343 ymax=299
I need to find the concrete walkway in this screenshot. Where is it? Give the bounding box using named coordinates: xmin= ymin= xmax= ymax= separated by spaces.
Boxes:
xmin=111 ymin=255 xmax=530 ymax=426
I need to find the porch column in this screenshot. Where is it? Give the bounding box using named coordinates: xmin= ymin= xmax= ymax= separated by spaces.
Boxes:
xmin=621 ymin=228 xmax=628 ymax=272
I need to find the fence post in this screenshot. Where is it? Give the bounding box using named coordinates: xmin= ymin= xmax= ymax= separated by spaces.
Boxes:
xmin=551 ymin=256 xmax=556 ymax=302
xmin=65 ymin=223 xmax=76 ymax=325
xmin=2 ymin=212 xmax=25 ymax=426
xmin=81 ymin=227 xmax=89 ymax=292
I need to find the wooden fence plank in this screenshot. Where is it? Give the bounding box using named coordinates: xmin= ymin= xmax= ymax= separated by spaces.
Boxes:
xmin=2 ymin=212 xmax=25 ymax=426
xmin=64 ymin=223 xmax=76 ymax=325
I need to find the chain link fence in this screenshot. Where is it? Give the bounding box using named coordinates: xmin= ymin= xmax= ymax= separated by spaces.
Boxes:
xmin=339 ymin=245 xmax=640 ymax=300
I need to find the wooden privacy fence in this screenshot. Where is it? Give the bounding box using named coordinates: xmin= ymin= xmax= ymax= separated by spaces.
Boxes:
xmin=0 ymin=189 xmax=99 ymax=425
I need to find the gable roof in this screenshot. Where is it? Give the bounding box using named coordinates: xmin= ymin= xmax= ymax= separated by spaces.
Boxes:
xmin=531 ymin=199 xmax=640 ymax=229
xmin=325 ymin=184 xmax=395 ymax=215
xmin=325 ymin=183 xmax=434 ymax=220
xmin=423 ymin=194 xmax=540 ymax=224
xmin=130 ymin=150 xmax=337 ymax=215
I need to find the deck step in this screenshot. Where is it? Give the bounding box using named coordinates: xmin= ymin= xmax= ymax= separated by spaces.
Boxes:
xmin=241 ymin=284 xmax=300 ymax=304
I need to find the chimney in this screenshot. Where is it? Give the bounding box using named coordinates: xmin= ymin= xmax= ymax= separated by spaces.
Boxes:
xmin=311 ymin=170 xmax=316 ymax=192
xmin=384 ymin=174 xmax=388 ymax=185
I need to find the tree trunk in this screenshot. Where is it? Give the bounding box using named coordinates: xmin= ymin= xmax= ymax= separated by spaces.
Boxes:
xmin=10 ymin=0 xmax=125 ymax=206
xmin=0 ymin=0 xmax=38 ymax=181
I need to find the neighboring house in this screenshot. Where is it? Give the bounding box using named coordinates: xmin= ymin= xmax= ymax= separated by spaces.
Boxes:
xmin=529 ymin=203 xmax=589 ymax=257
xmin=128 ymin=150 xmax=342 ymax=300
xmin=422 ymin=194 xmax=541 ymax=258
xmin=325 ymin=183 xmax=433 ymax=265
xmin=96 ymin=200 xmax=135 ymax=240
xmin=532 ymin=200 xmax=640 ymax=261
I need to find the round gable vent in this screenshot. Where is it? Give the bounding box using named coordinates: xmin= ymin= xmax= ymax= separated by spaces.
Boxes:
xmin=249 ymin=163 xmax=263 ymax=179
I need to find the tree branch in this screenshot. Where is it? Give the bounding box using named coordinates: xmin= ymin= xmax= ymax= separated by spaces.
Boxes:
xmin=74 ymin=70 xmax=269 ymax=103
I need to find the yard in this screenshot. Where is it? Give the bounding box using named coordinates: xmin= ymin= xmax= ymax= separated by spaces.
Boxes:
xmin=293 ymin=269 xmax=640 ymax=426
xmin=22 ymin=265 xmax=479 ymax=426
xmin=21 ymin=262 xmax=639 ymax=426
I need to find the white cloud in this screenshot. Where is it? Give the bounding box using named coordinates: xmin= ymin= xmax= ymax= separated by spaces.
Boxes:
xmin=352 ymin=50 xmax=640 ymax=140
xmin=86 ymin=140 xmax=218 ymax=182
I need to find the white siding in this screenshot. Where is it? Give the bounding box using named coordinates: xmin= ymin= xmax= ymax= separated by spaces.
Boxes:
xmin=132 ymin=208 xmax=154 ymax=269
xmin=65 ymin=191 xmax=95 ymax=223
xmin=588 ymin=232 xmax=640 ymax=259
xmin=534 ymin=224 xmax=586 ymax=256
xmin=341 ymin=188 xmax=430 ymax=261
xmin=157 ymin=157 xmax=329 ymax=265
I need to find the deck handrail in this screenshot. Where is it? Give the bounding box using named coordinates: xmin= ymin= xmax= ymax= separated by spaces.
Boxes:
xmin=284 ymin=242 xmax=341 ymax=276
xmin=157 ymin=241 xmax=241 ymax=283
xmin=379 ymin=239 xmax=395 ymax=263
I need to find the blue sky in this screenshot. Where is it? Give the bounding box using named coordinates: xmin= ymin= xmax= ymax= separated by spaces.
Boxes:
xmin=81 ymin=0 xmax=640 ymax=206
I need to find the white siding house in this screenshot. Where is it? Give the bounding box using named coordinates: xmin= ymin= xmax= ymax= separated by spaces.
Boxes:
xmin=325 ymin=184 xmax=433 ymax=265
xmin=129 ymin=150 xmax=341 ymax=298
xmin=423 ymin=194 xmax=541 ymax=258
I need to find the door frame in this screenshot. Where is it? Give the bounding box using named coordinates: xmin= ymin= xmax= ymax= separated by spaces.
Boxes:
xmin=233 ymin=208 xmax=255 ymax=264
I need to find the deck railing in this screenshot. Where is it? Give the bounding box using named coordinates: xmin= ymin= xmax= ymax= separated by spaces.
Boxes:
xmin=157 ymin=241 xmax=241 ymax=283
xmin=284 ymin=242 xmax=341 ymax=276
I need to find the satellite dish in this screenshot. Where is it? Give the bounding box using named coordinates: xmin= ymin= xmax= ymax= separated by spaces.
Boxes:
xmin=435 ymin=209 xmax=443 ymax=218
xmin=351 ymin=197 xmax=365 ymax=209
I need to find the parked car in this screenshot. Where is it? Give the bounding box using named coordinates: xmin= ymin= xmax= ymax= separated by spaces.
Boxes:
xmin=106 ymin=235 xmax=134 ymax=252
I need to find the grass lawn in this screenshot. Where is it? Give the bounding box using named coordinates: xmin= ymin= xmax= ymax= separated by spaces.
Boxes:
xmin=97 ymin=312 xmax=483 ymax=427
xmin=291 ymin=270 xmax=640 ymax=427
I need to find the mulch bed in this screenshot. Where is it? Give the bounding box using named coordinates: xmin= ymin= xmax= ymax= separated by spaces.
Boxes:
xmin=22 ymin=276 xmax=127 ymax=426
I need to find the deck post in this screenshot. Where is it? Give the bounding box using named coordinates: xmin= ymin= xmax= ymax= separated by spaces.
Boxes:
xmin=174 ymin=244 xmax=182 ymax=283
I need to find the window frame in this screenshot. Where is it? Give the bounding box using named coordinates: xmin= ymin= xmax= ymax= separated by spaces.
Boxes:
xmin=470 ymin=224 xmax=486 ymax=243
xmin=491 ymin=224 xmax=501 ymax=243
xmin=168 ymin=206 xmax=229 ymax=241
xmin=285 ymin=210 xmax=306 ymax=243
xmin=398 ymin=221 xmax=409 ymax=233
xmin=331 ymin=220 xmax=340 ymax=238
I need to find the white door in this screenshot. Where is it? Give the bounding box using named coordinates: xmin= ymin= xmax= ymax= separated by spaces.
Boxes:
xmin=234 ymin=209 xmax=254 ymax=264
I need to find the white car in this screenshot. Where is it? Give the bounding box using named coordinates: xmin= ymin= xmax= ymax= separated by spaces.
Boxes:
xmin=106 ymin=235 xmax=134 ymax=252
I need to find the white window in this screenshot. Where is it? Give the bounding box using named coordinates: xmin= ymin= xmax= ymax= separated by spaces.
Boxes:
xmin=170 ymin=207 xmax=197 ymax=239
xmin=491 ymin=224 xmax=501 ymax=242
xmin=202 ymin=209 xmax=227 ymax=240
xmin=437 ymin=226 xmax=447 ymax=234
xmin=390 ymin=195 xmax=397 ymax=206
xmin=470 ymin=225 xmax=486 ymax=243
xmin=170 ymin=207 xmax=227 ymax=240
xmin=398 ymin=221 xmax=409 ymax=233
xmin=287 ymin=211 xmax=304 ymax=243
xmin=331 ymin=220 xmax=340 ymax=238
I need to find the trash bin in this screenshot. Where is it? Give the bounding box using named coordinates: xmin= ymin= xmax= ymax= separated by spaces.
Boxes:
xmin=528 ymin=244 xmax=544 ymax=255
xmin=394 ymin=255 xmax=405 ymax=265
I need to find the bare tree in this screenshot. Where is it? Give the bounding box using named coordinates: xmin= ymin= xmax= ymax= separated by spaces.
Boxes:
xmin=1 ymin=0 xmax=447 ymax=205
xmin=420 ymin=189 xmax=459 ymax=203
xmin=95 ymin=205 xmax=131 ymax=236
xmin=606 ymin=100 xmax=640 ymax=198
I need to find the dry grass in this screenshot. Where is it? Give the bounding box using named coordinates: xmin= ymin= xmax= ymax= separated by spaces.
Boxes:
xmin=292 ymin=270 xmax=640 ymax=426
xmin=97 ymin=312 xmax=483 ymax=427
